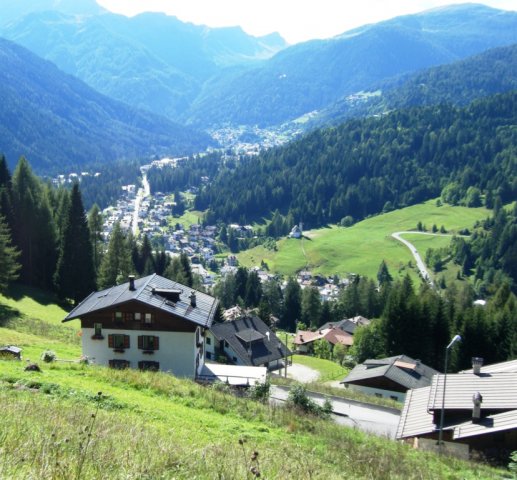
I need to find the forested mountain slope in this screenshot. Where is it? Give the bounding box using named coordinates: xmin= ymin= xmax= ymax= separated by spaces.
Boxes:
xmin=196 ymin=91 xmax=517 ymax=227
xmin=0 ymin=38 xmax=214 ymax=172
xmin=187 ymin=4 xmax=517 ymax=128
xmin=315 ymin=43 xmax=517 ymax=126
xmin=0 ymin=1 xmax=286 ymax=120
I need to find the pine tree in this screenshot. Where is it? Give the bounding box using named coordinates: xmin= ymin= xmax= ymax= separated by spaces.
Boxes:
xmin=54 ymin=184 xmax=96 ymax=304
xmin=282 ymin=277 xmax=301 ymax=332
xmin=377 ymin=260 xmax=393 ymax=286
xmin=87 ymin=204 xmax=103 ymax=274
xmin=301 ymin=287 xmax=322 ymax=329
xmin=98 ymin=222 xmax=132 ymax=288
xmin=0 ymin=155 xmax=14 ymax=233
xmin=0 ymin=215 xmax=20 ymax=292
xmin=244 ymin=270 xmax=262 ymax=308
xmin=11 ymin=157 xmax=57 ymax=289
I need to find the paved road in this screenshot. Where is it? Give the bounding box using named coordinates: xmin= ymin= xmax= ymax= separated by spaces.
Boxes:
xmin=132 ymin=171 xmax=151 ymax=235
xmin=391 ymin=231 xmax=450 ymax=286
xmin=271 ymin=385 xmax=400 ymax=438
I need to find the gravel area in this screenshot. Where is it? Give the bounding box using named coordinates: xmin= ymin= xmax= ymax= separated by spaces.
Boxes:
xmin=286 ymin=363 xmax=320 ymax=383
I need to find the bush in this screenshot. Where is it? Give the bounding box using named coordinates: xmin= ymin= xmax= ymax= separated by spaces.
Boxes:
xmin=509 ymin=451 xmax=517 ymax=476
xmin=40 ymin=350 xmax=56 ymax=363
xmin=287 ymin=383 xmax=330 ymax=417
xmin=249 ymin=379 xmax=270 ymax=402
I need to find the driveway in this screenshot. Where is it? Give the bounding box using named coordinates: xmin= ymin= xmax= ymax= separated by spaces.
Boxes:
xmin=286 ymin=363 xmax=320 ymax=383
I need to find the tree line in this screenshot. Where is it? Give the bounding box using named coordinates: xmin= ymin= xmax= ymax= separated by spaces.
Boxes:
xmin=195 ymin=91 xmax=517 ymax=230
xmin=0 ymin=155 xmax=199 ymax=305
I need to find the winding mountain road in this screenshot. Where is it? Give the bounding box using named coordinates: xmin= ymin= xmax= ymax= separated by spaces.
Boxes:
xmin=391 ymin=231 xmax=458 ymax=287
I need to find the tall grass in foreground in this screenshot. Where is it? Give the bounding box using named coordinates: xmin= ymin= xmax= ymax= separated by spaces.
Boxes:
xmin=0 ymin=365 xmax=504 ymax=480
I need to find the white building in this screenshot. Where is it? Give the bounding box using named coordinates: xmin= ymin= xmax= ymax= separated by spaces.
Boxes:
xmin=63 ymin=274 xmax=219 ymax=378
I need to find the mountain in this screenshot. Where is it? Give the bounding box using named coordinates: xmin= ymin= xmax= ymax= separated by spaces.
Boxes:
xmin=1 ymin=0 xmax=106 ymax=23
xmin=313 ymin=42 xmax=517 ymax=127
xmin=195 ymin=91 xmax=517 ymax=228
xmin=0 ymin=37 xmax=214 ymax=173
xmin=0 ymin=5 xmax=287 ymax=120
xmin=186 ymin=4 xmax=517 ymax=128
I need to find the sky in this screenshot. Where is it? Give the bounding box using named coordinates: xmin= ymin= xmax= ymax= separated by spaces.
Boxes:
xmin=96 ymin=0 xmax=517 ymax=44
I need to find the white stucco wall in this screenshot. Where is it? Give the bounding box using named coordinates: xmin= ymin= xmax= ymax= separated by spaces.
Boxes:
xmin=82 ymin=327 xmax=199 ymax=378
xmin=344 ymin=383 xmax=406 ymax=402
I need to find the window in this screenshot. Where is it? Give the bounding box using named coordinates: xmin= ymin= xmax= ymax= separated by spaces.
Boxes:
xmin=138 ymin=335 xmax=159 ymax=351
xmin=232 ymin=356 xmax=237 ymax=363
xmin=144 ymin=313 xmax=153 ymax=325
xmin=109 ymin=359 xmax=130 ymax=369
xmin=375 ymin=393 xmax=382 ymax=398
xmin=138 ymin=361 xmax=159 ymax=371
xmin=390 ymin=395 xmax=399 ymax=401
xmin=114 ymin=312 xmax=123 ymax=322
xmin=206 ymin=337 xmax=211 ymax=346
xmin=123 ymin=312 xmax=133 ymax=322
xmin=206 ymin=352 xmax=212 ymax=360
xmin=134 ymin=312 xmax=142 ymax=321
xmin=92 ymin=323 xmax=103 ymax=339
xmin=108 ymin=334 xmax=130 ymax=351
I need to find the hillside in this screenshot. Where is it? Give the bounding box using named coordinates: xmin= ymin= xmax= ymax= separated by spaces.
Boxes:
xmin=237 ymin=199 xmax=489 ymax=280
xmin=187 ymin=4 xmax=517 ymax=128
xmin=0 ymin=2 xmax=286 ymax=120
xmin=196 ymin=91 xmax=517 ymax=228
xmin=0 ymin=38 xmax=214 ymax=172
xmin=0 ymin=287 xmax=502 ymax=479
xmin=314 ymin=42 xmax=517 ymax=127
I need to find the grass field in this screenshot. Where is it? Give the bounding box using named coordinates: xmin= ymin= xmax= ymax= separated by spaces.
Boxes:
xmin=0 ymin=286 xmax=506 ymax=479
xmin=238 ymin=199 xmax=489 ymax=280
xmin=291 ymin=354 xmax=348 ymax=382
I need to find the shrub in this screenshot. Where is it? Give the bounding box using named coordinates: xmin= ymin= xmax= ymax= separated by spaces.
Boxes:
xmin=509 ymin=451 xmax=517 ymax=476
xmin=41 ymin=350 xmax=57 ymax=363
xmin=287 ymin=383 xmax=329 ymax=417
xmin=249 ymin=378 xmax=270 ymax=402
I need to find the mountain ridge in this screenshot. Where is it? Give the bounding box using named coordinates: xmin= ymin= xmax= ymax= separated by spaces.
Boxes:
xmin=0 ymin=37 xmax=214 ymax=172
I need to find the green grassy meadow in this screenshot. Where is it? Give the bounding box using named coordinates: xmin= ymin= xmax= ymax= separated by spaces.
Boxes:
xmin=238 ymin=200 xmax=489 ymax=280
xmin=0 ymin=286 xmax=506 ymax=479
xmin=291 ymin=354 xmax=348 ymax=382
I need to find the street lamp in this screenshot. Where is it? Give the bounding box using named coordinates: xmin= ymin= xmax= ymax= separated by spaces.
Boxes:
xmin=438 ymin=334 xmax=461 ymax=452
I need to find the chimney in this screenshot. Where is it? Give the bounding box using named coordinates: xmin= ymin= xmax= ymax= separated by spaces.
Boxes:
xmin=472 ymin=391 xmax=483 ymax=423
xmin=128 ymin=275 xmax=136 ymax=291
xmin=189 ymin=291 xmax=197 ymax=308
xmin=472 ymin=357 xmax=484 ymax=375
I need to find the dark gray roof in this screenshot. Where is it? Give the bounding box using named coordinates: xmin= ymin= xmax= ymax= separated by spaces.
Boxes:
xmin=342 ymin=355 xmax=439 ymax=390
xmin=236 ymin=329 xmax=265 ymax=343
xmin=320 ymin=316 xmax=369 ymax=335
xmin=63 ymin=274 xmax=218 ymax=328
xmin=211 ymin=316 xmax=291 ymax=367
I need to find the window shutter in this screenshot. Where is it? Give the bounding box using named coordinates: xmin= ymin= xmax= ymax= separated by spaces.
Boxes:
xmin=138 ymin=336 xmax=143 ymax=350
xmin=108 ymin=334 xmax=114 ymax=348
xmin=124 ymin=335 xmax=130 ymax=348
xmin=154 ymin=336 xmax=159 ymax=350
